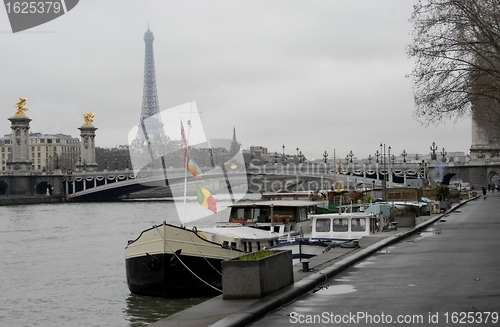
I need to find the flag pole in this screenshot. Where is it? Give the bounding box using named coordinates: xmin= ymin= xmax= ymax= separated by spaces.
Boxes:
xmin=182 ymin=102 xmax=194 ymax=226
xmin=182 ymin=123 xmax=188 ymax=227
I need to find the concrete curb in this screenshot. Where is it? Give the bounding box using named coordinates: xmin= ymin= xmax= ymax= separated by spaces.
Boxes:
xmin=209 ymin=197 xmax=478 ymax=327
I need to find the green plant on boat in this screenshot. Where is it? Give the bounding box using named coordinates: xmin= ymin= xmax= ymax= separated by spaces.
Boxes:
xmin=434 ymin=184 xmax=450 ymax=201
xmin=363 ymin=194 xmax=375 ymax=203
xmin=238 ymin=250 xmax=274 ymax=261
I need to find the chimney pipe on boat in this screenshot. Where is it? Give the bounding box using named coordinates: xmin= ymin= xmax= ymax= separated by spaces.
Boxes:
xmin=270 ymin=204 xmax=274 ymax=233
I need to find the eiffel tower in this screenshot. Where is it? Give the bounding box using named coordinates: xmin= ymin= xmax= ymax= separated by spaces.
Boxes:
xmin=137 ymin=27 xmax=165 ymax=143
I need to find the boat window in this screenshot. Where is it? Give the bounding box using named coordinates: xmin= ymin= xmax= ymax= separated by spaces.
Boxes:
xmin=388 ymin=191 xmax=402 ymax=200
xmin=315 ymin=218 xmax=331 ymax=232
xmin=403 ymin=191 xmax=417 ymax=200
xmin=351 ymin=218 xmax=366 ymax=232
xmin=333 ymin=218 xmax=348 ymax=231
xmin=251 ymin=208 xmax=265 ymax=220
xmin=232 ymin=208 xmax=268 ymax=221
xmin=232 ymin=208 xmax=245 ymax=220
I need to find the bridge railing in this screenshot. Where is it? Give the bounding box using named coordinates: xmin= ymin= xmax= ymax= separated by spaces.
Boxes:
xmin=65 ymin=162 xmax=430 ymax=198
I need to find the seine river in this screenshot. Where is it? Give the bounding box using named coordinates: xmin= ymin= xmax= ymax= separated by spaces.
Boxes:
xmin=0 ymin=197 xmax=256 ymax=326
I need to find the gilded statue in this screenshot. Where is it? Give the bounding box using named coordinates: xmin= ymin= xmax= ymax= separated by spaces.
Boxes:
xmin=83 ymin=112 xmax=97 ymax=126
xmin=14 ymin=98 xmax=28 ymax=116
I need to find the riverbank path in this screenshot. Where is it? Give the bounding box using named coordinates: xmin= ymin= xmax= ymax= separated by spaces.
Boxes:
xmin=250 ymin=196 xmax=500 ymax=326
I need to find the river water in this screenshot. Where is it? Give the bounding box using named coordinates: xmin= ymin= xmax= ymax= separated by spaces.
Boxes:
xmin=0 ymin=196 xmax=257 ymax=326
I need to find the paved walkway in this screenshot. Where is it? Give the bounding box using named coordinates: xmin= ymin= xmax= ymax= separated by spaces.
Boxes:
xmin=250 ymin=196 xmax=500 ymax=326
xmin=150 ymin=204 xmax=469 ymax=327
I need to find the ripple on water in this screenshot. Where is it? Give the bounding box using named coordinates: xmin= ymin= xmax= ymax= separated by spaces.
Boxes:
xmin=0 ymin=201 xmax=224 ymax=327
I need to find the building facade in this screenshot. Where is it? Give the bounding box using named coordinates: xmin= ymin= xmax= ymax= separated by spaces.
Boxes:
xmin=0 ymin=132 xmax=80 ymax=172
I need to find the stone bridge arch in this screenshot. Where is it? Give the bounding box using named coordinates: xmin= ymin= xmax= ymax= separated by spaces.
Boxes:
xmin=488 ymin=169 xmax=499 ymax=185
xmin=0 ymin=181 xmax=8 ymax=195
xmin=35 ymin=181 xmax=53 ymax=195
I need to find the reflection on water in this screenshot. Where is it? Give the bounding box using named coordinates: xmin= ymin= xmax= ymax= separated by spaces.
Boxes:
xmin=125 ymin=294 xmax=212 ymax=327
xmin=419 ymin=227 xmax=443 ymax=237
xmin=313 ymin=284 xmax=356 ymax=295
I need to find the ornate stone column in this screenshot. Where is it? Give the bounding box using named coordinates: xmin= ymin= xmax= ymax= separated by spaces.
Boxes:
xmin=7 ymin=98 xmax=32 ymax=173
xmin=76 ymin=112 xmax=98 ymax=172
xmin=470 ymin=118 xmax=500 ymax=162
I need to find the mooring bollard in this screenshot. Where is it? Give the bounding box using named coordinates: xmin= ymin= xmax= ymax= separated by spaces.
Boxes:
xmin=302 ymin=259 xmax=310 ymax=272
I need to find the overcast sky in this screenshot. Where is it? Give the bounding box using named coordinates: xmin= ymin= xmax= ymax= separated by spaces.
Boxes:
xmin=0 ymin=0 xmax=471 ymax=161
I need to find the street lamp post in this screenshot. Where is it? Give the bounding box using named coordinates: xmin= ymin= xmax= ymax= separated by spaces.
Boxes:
xmin=441 ymin=148 xmax=447 ymax=162
xmin=348 ymin=151 xmax=354 ymax=176
xmin=401 ymin=150 xmax=408 ymax=186
xmin=430 ymin=142 xmax=438 ymax=161
xmin=381 ymin=143 xmax=387 ymax=201
xmin=322 ymin=150 xmax=328 ymax=175
xmin=348 ymin=150 xmax=354 ymax=163
xmin=388 ymin=146 xmax=392 ymax=186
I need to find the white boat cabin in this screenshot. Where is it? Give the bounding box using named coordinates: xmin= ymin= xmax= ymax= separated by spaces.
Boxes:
xmin=217 ymin=200 xmax=316 ymax=234
xmin=310 ymin=212 xmax=378 ymax=241
xmin=200 ymin=200 xmax=317 ymax=253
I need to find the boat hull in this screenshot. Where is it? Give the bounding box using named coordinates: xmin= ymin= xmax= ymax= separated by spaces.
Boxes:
xmin=125 ymin=223 xmax=242 ymax=297
xmin=126 ymin=252 xmax=225 ymax=297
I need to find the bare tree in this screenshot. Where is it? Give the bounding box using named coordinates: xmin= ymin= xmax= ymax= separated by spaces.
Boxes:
xmin=408 ymin=0 xmax=500 ymax=135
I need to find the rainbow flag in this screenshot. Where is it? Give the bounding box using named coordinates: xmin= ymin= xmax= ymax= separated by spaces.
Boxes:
xmin=197 ymin=185 xmax=217 ymax=213
xmin=186 ymin=155 xmax=204 ymax=179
